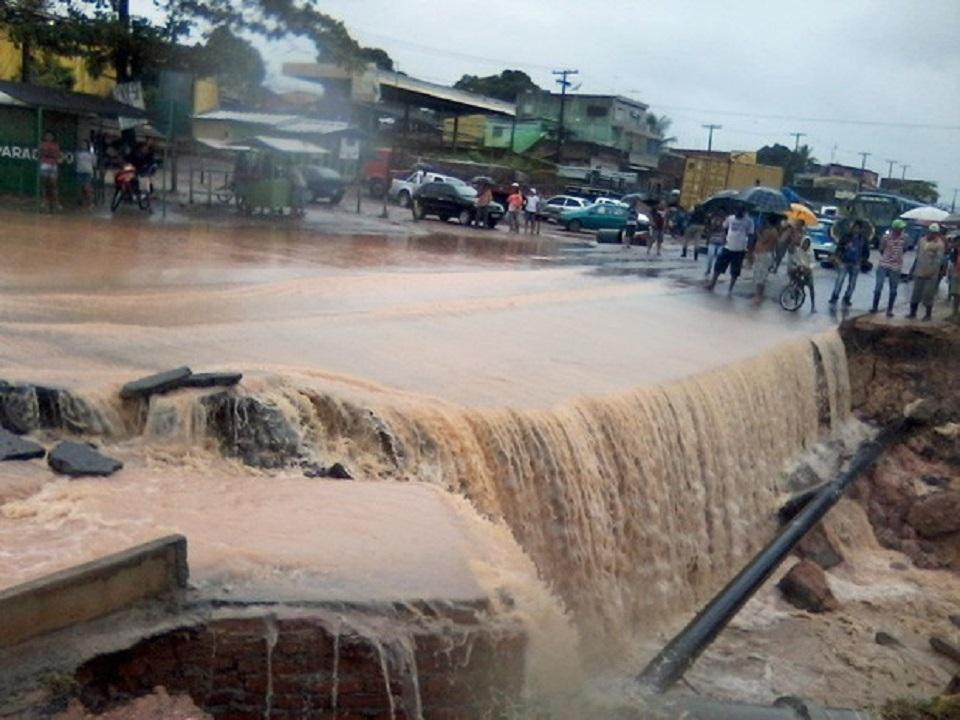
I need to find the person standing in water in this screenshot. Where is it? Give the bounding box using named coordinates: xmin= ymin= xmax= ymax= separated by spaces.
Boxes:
xmin=707 ymin=205 xmax=753 ymax=294
xmin=506 ymin=183 xmax=523 ymax=234
xmin=828 ymin=219 xmax=869 ymax=307
xmin=648 ymin=200 xmax=667 ymax=256
xmin=908 ymin=223 xmax=946 ymax=320
xmin=871 ymin=219 xmax=907 ymax=317
xmin=524 ymin=188 xmax=541 ymax=235
xmin=38 ymin=131 xmax=61 ymax=212
xmin=751 ymin=214 xmax=780 ymax=303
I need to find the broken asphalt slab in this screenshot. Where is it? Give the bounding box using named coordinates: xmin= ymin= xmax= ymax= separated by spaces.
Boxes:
xmin=0 ymin=429 xmax=45 ymax=461
xmin=120 ymin=367 xmax=243 ymax=399
xmin=48 ymin=442 xmax=123 ymax=477
xmin=119 ymin=367 xmax=193 ymax=400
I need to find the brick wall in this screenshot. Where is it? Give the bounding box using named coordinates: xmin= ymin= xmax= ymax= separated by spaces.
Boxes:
xmin=74 ymin=606 xmax=526 ymax=719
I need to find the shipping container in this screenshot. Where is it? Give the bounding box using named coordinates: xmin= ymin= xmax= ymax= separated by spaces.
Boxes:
xmin=679 ymin=156 xmax=784 ymax=209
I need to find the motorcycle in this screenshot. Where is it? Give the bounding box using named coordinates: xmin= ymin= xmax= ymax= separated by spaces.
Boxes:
xmin=110 ymin=163 xmax=153 ymax=213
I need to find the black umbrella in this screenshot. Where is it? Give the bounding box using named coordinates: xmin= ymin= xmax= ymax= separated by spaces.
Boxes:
xmin=736 ymin=186 xmax=790 ymax=214
xmin=470 ymin=176 xmax=495 ymax=186
xmin=692 ymin=190 xmax=743 ymax=222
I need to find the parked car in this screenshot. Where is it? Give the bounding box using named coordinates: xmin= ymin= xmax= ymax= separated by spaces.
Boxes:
xmin=304 ymin=166 xmax=345 ymax=205
xmin=595 ymin=197 xmax=629 ymax=208
xmin=389 ymin=170 xmax=464 ymax=207
xmin=560 ymin=202 xmax=630 ymax=233
xmin=412 ymin=181 xmax=504 ymax=227
xmin=541 ymin=195 xmax=590 ymax=223
xmin=807 ymin=220 xmax=836 ymax=262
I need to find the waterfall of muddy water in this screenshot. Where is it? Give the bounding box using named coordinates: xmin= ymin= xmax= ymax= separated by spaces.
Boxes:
xmin=298 ymin=331 xmax=851 ymax=663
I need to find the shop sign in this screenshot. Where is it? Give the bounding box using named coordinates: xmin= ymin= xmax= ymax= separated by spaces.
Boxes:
xmin=0 ymin=145 xmax=74 ymax=164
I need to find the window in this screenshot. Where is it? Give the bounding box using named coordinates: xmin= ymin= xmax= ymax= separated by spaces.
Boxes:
xmin=548 ymin=198 xmax=565 ymax=207
xmin=492 ymin=127 xmax=505 ymax=138
xmin=586 ymin=105 xmax=608 ymax=118
xmin=565 ymin=198 xmax=582 ymax=207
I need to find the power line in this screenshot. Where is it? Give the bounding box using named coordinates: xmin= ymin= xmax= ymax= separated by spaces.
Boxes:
xmin=702 ymin=124 xmax=722 ymax=152
xmin=554 ymin=69 xmax=579 ymax=163
xmin=885 ymin=159 xmax=898 ymax=178
xmin=789 ymin=132 xmax=806 ymax=152
xmin=653 ymin=104 xmax=960 ymax=131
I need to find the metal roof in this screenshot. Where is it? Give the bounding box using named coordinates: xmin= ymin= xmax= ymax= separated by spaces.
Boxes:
xmin=277 ymin=119 xmax=349 ymax=135
xmin=376 ymin=70 xmax=515 ymax=116
xmin=240 ymin=136 xmax=330 ymax=155
xmin=193 ymin=110 xmax=300 ymax=126
xmin=0 ymin=79 xmax=148 ymax=118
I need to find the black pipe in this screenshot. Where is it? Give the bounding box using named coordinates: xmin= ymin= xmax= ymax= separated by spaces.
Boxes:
xmin=636 ymin=418 xmax=912 ymax=693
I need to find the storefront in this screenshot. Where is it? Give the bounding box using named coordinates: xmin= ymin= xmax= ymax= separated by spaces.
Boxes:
xmin=0 ymin=79 xmax=145 ymax=201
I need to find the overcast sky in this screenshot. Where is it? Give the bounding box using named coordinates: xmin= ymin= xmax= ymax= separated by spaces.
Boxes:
xmin=139 ymin=0 xmax=960 ymax=202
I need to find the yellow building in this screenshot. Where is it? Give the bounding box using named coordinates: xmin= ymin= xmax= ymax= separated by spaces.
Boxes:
xmin=0 ymin=30 xmax=116 ymax=96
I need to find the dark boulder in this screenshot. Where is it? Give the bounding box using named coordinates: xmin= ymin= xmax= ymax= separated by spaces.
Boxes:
xmin=777 ymin=559 xmax=839 ymax=613
xmin=874 ymin=631 xmax=903 ymax=648
xmin=796 ymin=524 xmax=844 ymax=570
xmin=907 ymin=491 xmax=960 ymax=538
xmin=203 ymin=394 xmax=300 ymax=469
xmin=48 ymin=442 xmax=123 ymax=477
xmin=181 ymin=372 xmax=242 ymax=390
xmin=0 ymin=429 xmax=45 ymax=461
xmin=326 ymin=462 xmax=353 ymax=480
xmin=0 ymin=383 xmax=39 ymax=434
xmin=119 ymin=367 xmax=192 ymax=400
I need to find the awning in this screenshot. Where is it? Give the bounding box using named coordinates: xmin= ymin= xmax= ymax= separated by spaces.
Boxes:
xmin=0 ymin=79 xmax=148 ymax=118
xmin=239 ymin=136 xmax=330 ymax=155
xmin=196 ymin=137 xmax=252 ymax=152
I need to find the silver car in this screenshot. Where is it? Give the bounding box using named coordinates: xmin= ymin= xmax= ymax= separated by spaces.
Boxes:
xmin=540 ymin=195 xmax=589 ymax=223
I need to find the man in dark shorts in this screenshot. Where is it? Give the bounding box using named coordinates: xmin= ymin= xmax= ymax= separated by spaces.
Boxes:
xmin=707 ymin=205 xmax=754 ymax=294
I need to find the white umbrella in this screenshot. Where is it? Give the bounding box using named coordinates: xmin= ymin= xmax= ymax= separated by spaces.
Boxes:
xmin=900 ymin=205 xmax=949 ymax=222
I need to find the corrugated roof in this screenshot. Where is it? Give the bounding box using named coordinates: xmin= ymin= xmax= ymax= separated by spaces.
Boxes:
xmin=196 ymin=137 xmax=252 ymax=152
xmin=0 ymin=79 xmax=148 ymax=118
xmin=194 ymin=110 xmax=300 ymax=126
xmin=376 ymin=70 xmax=515 ymax=116
xmin=277 ymin=119 xmax=349 ymax=135
xmin=242 ymin=136 xmax=330 ymax=155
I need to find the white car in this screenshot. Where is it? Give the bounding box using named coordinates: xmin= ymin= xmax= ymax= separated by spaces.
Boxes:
xmin=541 ymin=195 xmax=590 ymax=223
xmin=389 ymin=171 xmax=464 ymax=208
xmin=595 ymin=197 xmax=629 ymax=208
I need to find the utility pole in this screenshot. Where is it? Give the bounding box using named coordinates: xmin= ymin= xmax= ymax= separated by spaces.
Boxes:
xmin=900 ymin=163 xmax=910 ymax=180
xmin=789 ymin=132 xmax=806 ymax=152
xmin=951 ymin=188 xmax=958 ymax=213
xmin=553 ymin=69 xmax=579 ymax=164
xmin=884 ymin=159 xmax=897 ymax=178
xmin=857 ymin=151 xmax=871 ymax=191
xmin=702 ymin=124 xmax=722 ymax=152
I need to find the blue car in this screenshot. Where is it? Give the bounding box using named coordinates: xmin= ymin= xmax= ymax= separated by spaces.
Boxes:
xmin=807 ymin=220 xmax=835 ymax=261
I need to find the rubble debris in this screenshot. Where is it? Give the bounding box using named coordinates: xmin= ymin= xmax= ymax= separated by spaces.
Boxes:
xmin=930 ymin=636 xmax=960 ymax=666
xmin=907 ymin=491 xmax=960 ymax=539
xmin=202 ymin=394 xmax=300 ymax=468
xmin=48 ymin=442 xmax=123 ymax=477
xmin=875 ymin=631 xmax=903 ymax=648
xmin=796 ymin=523 xmax=844 ymax=570
xmin=119 ymin=367 xmax=192 ymax=400
xmin=0 ymin=428 xmax=45 ymax=461
xmin=180 ymin=372 xmax=243 ymax=389
xmin=777 ymin=559 xmax=839 ymax=613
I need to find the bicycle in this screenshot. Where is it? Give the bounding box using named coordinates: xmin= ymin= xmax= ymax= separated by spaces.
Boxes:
xmin=779 ymin=267 xmax=809 ymax=311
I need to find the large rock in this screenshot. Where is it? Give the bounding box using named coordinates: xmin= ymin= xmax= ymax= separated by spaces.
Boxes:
xmin=777 ymin=559 xmax=839 ymax=613
xmin=48 ymin=442 xmax=123 ymax=477
xmin=181 ymin=372 xmax=242 ymax=390
xmin=119 ymin=367 xmax=192 ymax=400
xmin=0 ymin=428 xmax=45 ymax=461
xmin=906 ymin=491 xmax=960 ymax=538
xmin=0 ymin=382 xmax=39 ymax=434
xmin=203 ymin=394 xmax=300 ymax=468
xmin=796 ymin=524 xmax=844 ymax=570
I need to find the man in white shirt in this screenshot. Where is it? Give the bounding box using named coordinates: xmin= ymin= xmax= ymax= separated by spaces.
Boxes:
xmin=524 ymin=188 xmax=541 ymax=235
xmin=706 ymin=205 xmax=754 ymax=293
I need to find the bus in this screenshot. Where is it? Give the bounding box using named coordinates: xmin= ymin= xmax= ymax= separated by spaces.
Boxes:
xmin=844 ymin=192 xmax=922 ymax=245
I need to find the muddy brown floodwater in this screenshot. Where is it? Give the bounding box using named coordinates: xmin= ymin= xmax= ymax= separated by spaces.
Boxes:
xmin=2 ymin=209 xmax=956 ymax=716
xmin=0 ymin=210 xmax=833 ymax=407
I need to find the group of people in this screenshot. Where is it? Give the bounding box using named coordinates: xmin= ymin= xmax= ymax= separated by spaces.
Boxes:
xmin=502 ymin=183 xmax=543 ymax=235
xmin=36 ymin=129 xmax=157 ymax=213
xmin=701 ymin=204 xmax=959 ymax=321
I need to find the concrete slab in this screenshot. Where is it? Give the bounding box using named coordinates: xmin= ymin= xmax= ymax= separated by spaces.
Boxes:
xmin=0 ymin=535 xmax=187 ymax=648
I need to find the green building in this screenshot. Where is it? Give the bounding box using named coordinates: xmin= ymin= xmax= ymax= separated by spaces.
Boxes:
xmin=516 ymin=91 xmax=662 ymax=171
xmin=0 ymin=79 xmax=146 ymax=200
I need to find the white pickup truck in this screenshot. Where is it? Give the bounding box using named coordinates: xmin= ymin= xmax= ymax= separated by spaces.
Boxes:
xmin=389 ymin=170 xmax=464 ymax=207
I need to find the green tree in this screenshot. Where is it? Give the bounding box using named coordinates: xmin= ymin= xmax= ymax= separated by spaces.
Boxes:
xmin=757 ymin=142 xmax=817 ymax=184
xmin=195 ymin=27 xmax=265 ymax=97
xmin=645 ymin=113 xmax=676 ymax=145
xmin=454 ymin=70 xmax=541 ymax=102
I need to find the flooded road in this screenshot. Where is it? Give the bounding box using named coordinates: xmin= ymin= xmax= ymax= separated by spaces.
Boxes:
xmin=0 ymin=210 xmax=834 ymax=407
